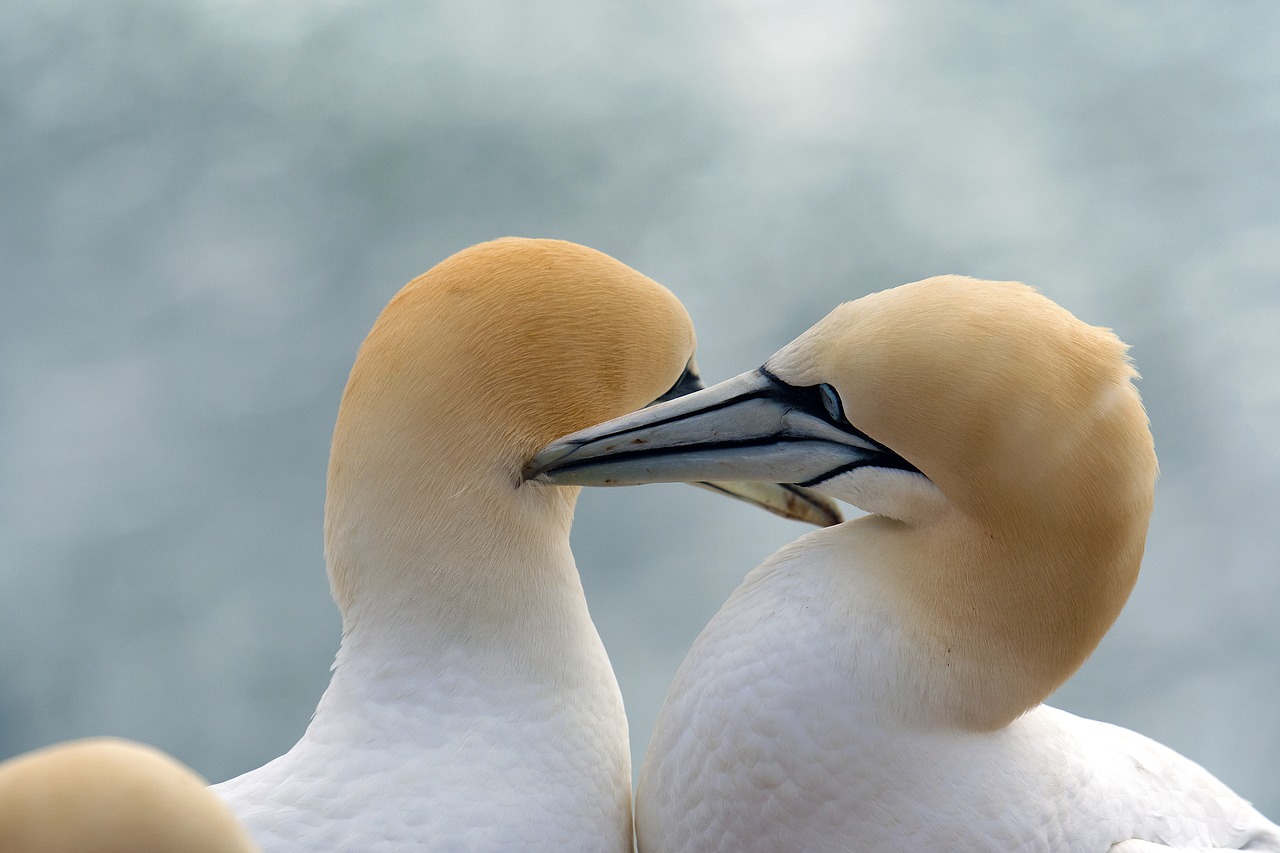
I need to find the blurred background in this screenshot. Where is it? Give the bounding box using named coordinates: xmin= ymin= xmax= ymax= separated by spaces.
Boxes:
xmin=2 ymin=0 xmax=1278 ymax=816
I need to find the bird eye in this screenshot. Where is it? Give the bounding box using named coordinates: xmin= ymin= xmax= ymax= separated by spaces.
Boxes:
xmin=818 ymin=383 xmax=844 ymax=423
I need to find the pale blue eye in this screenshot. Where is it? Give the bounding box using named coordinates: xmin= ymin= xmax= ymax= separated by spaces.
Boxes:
xmin=819 ymin=383 xmax=844 ymax=422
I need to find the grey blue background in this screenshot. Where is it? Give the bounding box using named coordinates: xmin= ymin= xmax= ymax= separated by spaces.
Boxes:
xmin=3 ymin=0 xmax=1278 ymax=816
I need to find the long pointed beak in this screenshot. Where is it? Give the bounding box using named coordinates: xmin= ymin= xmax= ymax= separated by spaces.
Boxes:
xmin=524 ymin=368 xmax=913 ymax=499
xmin=530 ymin=367 xmax=843 ymax=527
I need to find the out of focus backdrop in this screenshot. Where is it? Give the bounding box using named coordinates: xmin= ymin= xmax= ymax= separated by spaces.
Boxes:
xmin=2 ymin=0 xmax=1278 ymax=815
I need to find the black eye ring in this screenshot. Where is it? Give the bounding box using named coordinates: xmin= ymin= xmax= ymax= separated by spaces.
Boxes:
xmin=818 ymin=383 xmax=844 ymax=423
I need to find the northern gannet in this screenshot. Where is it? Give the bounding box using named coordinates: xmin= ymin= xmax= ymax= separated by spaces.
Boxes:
xmin=211 ymin=238 xmax=836 ymax=851
xmin=0 ymin=738 xmax=260 ymax=853
xmin=527 ymin=275 xmax=1280 ymax=852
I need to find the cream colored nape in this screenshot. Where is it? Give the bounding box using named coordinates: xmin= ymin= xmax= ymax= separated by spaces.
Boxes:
xmin=0 ymin=738 xmax=260 ymax=853
xmin=767 ymin=275 xmax=1158 ymax=727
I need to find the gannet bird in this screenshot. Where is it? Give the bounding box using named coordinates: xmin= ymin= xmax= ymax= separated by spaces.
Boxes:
xmin=211 ymin=238 xmax=836 ymax=851
xmin=527 ymin=276 xmax=1280 ymax=852
xmin=0 ymin=738 xmax=260 ymax=853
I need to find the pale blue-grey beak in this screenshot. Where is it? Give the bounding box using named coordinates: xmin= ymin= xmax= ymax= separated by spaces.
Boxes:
xmin=524 ymin=368 xmax=914 ymax=498
xmin=530 ymin=364 xmax=844 ymax=527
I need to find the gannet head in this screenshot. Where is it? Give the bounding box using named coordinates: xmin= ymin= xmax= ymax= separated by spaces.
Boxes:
xmin=326 ymin=238 xmax=836 ymax=618
xmin=528 ymin=276 xmax=1158 ymax=727
xmin=0 ymin=738 xmax=260 ymax=852
xmin=763 ymin=276 xmax=1154 ymax=528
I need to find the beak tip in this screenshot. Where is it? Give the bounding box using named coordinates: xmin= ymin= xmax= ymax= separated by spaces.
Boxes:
xmin=801 ymin=498 xmax=845 ymax=528
xmin=773 ymin=483 xmax=844 ymax=527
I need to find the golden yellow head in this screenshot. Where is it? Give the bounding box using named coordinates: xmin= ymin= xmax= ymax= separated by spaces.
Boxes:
xmin=767 ymin=276 xmax=1158 ymax=723
xmin=330 ymin=237 xmax=695 ymax=494
xmin=771 ymin=275 xmax=1156 ymax=531
xmin=324 ymin=238 xmax=697 ymax=612
xmin=0 ymin=738 xmax=260 ymax=853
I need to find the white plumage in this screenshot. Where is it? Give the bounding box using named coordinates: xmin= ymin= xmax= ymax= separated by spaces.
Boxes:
xmin=529 ymin=275 xmax=1280 ymax=852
